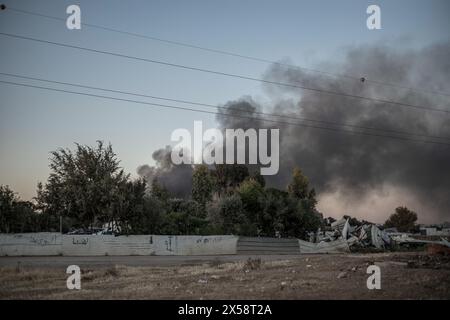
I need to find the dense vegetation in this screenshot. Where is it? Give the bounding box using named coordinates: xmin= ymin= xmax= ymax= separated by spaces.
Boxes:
xmin=0 ymin=142 xmax=322 ymax=238
xmin=0 ymin=142 xmax=420 ymax=237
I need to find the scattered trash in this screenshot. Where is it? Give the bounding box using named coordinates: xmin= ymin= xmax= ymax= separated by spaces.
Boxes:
xmin=337 ymin=271 xmax=347 ymax=279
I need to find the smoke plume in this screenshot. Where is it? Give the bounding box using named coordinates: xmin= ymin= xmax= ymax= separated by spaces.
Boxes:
xmin=216 ymin=43 xmax=450 ymax=223
xmin=139 ymin=42 xmax=450 ymax=223
xmin=137 ymin=146 xmax=193 ymax=198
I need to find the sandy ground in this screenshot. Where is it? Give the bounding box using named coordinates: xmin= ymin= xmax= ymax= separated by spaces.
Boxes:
xmin=0 ymin=252 xmax=449 ymax=299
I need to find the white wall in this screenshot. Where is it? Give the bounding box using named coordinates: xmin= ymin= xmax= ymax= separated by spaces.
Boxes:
xmin=175 ymin=236 xmax=238 ymax=255
xmin=0 ymin=233 xmax=238 ymax=256
xmin=0 ymin=233 xmax=62 ymax=256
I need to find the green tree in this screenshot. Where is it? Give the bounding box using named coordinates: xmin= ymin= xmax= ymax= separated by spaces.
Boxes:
xmin=0 ymin=185 xmax=17 ymax=233
xmin=261 ymin=188 xmax=286 ymax=236
xmin=214 ymin=164 xmax=249 ymax=195
xmin=0 ymin=185 xmax=57 ymax=233
xmin=161 ymin=199 xmax=205 ymax=235
xmin=35 ymin=141 xmax=130 ymax=229
xmin=114 ymin=178 xmax=147 ymax=234
xmin=384 ymin=206 xmax=418 ymax=232
xmin=287 ymin=167 xmax=317 ymax=208
xmin=287 ymin=167 xmax=310 ymax=199
xmin=206 ymin=193 xmax=252 ymax=235
xmin=192 ymin=165 xmax=215 ymax=213
xmin=236 ymin=178 xmax=266 ymax=235
xmin=150 ymin=178 xmax=170 ymax=202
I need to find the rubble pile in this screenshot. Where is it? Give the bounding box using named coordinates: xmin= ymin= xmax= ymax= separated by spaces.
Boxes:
xmin=301 ymin=217 xmax=450 ymax=254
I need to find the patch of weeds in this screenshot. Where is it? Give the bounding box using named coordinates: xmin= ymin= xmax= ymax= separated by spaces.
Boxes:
xmin=104 ymin=265 xmax=120 ymax=277
xmin=243 ymin=258 xmax=261 ymax=272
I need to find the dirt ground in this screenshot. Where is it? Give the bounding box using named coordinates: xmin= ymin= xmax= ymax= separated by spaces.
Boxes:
xmin=1 ymin=251 xmax=449 ymax=299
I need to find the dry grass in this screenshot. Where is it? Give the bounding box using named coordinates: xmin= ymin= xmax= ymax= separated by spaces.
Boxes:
xmin=1 ymin=252 xmax=449 ymax=299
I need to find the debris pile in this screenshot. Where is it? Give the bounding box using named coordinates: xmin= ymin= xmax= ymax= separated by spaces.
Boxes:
xmin=300 ymin=217 xmax=450 ymax=254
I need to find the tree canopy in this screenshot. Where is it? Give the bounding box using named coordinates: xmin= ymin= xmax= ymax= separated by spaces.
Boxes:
xmin=384 ymin=206 xmax=418 ymax=232
xmin=0 ymin=141 xmax=406 ymax=238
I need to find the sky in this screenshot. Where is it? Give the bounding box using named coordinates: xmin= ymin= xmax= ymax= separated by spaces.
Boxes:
xmin=0 ymin=0 xmax=449 ymax=222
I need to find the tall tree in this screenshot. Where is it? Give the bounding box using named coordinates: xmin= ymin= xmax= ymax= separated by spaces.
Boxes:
xmin=35 ymin=141 xmax=129 ymax=229
xmin=384 ymin=206 xmax=418 ymax=232
xmin=287 ymin=167 xmax=310 ymax=199
xmin=237 ymin=178 xmax=266 ymax=235
xmin=206 ymin=193 xmax=250 ymax=235
xmin=192 ymin=164 xmax=215 ymax=213
xmin=214 ymin=164 xmax=249 ymax=194
xmin=0 ymin=185 xmax=18 ymax=233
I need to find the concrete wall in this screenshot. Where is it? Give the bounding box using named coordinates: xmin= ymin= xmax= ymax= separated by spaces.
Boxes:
xmin=0 ymin=233 xmax=62 ymax=256
xmin=0 ymin=233 xmax=238 ymax=256
xmin=237 ymin=237 xmax=300 ymax=255
xmin=175 ymin=236 xmax=238 ymax=255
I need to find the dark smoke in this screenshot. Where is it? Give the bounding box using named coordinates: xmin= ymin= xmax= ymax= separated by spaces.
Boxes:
xmin=137 ymin=146 xmax=193 ymax=198
xmin=138 ymin=42 xmax=450 ymax=223
xmin=216 ymin=43 xmax=450 ymax=223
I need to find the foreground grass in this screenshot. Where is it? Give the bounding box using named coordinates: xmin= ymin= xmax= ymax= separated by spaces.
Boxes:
xmin=1 ymin=252 xmax=449 ymax=299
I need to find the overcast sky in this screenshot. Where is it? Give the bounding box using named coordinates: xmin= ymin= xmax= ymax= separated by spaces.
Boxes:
xmin=0 ymin=0 xmax=449 ymax=222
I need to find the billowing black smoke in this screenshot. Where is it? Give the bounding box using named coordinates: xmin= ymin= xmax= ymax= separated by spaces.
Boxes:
xmin=138 ymin=42 xmax=450 ymax=223
xmin=137 ymin=146 xmax=193 ymax=198
xmin=216 ymin=43 xmax=450 ymax=223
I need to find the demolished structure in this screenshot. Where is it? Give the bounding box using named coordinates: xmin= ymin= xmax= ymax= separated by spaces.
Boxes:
xmin=299 ymin=217 xmax=450 ymax=254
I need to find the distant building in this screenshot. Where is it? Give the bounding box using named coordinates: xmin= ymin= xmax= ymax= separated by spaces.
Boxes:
xmin=419 ymin=225 xmax=450 ymax=236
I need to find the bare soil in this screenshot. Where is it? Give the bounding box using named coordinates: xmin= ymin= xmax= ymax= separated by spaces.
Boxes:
xmin=1 ymin=252 xmax=449 ymax=299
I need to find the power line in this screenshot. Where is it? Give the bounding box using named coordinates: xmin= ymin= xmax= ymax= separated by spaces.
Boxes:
xmin=5 ymin=5 xmax=450 ymax=98
xmin=1 ymin=71 xmax=449 ymax=142
xmin=0 ymin=32 xmax=449 ymax=115
xmin=1 ymin=79 xmax=449 ymax=147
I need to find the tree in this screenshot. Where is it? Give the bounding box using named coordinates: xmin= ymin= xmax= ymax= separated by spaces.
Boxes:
xmin=35 ymin=141 xmax=130 ymax=229
xmin=161 ymin=199 xmax=205 ymax=235
xmin=384 ymin=206 xmax=418 ymax=232
xmin=0 ymin=185 xmax=59 ymax=233
xmin=114 ymin=178 xmax=147 ymax=234
xmin=283 ymin=167 xmax=321 ymax=238
xmin=287 ymin=167 xmax=317 ymax=208
xmin=206 ymin=193 xmax=252 ymax=235
xmin=0 ymin=185 xmax=19 ymax=233
xmin=287 ymin=167 xmax=309 ymax=199
xmin=249 ymin=170 xmax=266 ymax=188
xmin=150 ymin=178 xmax=169 ymax=202
xmin=214 ymin=164 xmax=249 ymax=195
xmin=237 ymin=178 xmax=266 ymax=230
xmin=261 ymin=188 xmax=286 ymax=236
xmin=192 ymin=164 xmax=215 ymax=213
